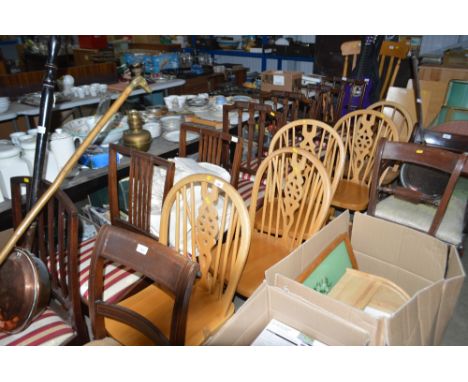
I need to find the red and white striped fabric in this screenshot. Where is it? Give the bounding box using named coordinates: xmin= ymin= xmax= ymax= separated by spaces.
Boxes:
xmin=78 ymin=237 xmax=144 ymax=304
xmin=237 ymin=179 xmax=266 ymax=210
xmin=0 ymin=308 xmax=74 ymax=346
xmin=239 ymin=157 xmax=261 ymax=182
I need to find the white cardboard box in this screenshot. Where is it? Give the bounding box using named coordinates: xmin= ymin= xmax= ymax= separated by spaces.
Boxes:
xmin=206 ymin=281 xmax=372 ymax=346
xmin=264 ymin=211 xmax=465 ymax=345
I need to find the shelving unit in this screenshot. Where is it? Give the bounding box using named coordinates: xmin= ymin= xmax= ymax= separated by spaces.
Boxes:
xmin=187 ymin=36 xmax=314 ymax=71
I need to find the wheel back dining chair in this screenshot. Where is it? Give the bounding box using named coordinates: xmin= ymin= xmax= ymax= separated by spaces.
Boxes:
xmin=367 ymin=101 xmax=415 ymax=184
xmin=331 ymin=109 xmax=399 ymax=212
xmin=236 ymin=147 xmax=332 ymax=298
xmin=223 ymin=101 xmax=280 ymax=208
xmin=87 ymin=225 xmax=199 ymax=345
xmin=368 ymin=139 xmax=468 ymax=254
xmin=268 ymin=119 xmax=345 ymax=196
xmin=378 ymin=40 xmax=410 ymax=100
xmin=104 ymin=174 xmax=251 ymax=345
xmin=368 ymin=100 xmax=414 ymax=143
xmin=341 ymin=40 xmax=361 ymax=78
xmin=1 ymin=177 xmax=89 ymax=345
xmin=179 ymin=122 xmax=243 ymax=189
xmin=108 ymin=143 xmax=175 ymax=238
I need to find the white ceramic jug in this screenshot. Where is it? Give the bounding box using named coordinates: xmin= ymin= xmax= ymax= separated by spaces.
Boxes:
xmin=50 ymin=128 xmax=75 ymax=171
xmin=20 ymin=137 xmax=59 ymax=182
xmin=0 ymin=142 xmax=30 ymax=199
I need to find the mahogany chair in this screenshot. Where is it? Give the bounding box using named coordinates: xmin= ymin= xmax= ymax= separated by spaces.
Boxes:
xmin=260 ymin=90 xmax=315 ymax=128
xmin=341 ymin=40 xmax=361 ymax=77
xmin=1 ymin=177 xmax=89 ymax=345
xmin=105 ymin=174 xmax=252 ymax=345
xmin=108 ymin=143 xmax=175 ymax=238
xmin=223 ymin=101 xmax=278 ymax=180
xmin=368 ymin=139 xmax=468 ymax=253
xmin=378 ymin=40 xmax=410 ymax=100
xmin=179 ymin=122 xmax=243 ymax=189
xmin=331 ymin=109 xmax=399 ymax=212
xmin=222 ymin=101 xmax=278 ymax=208
xmin=87 ymin=225 xmax=199 ymax=345
xmin=236 ymin=147 xmax=332 ymax=298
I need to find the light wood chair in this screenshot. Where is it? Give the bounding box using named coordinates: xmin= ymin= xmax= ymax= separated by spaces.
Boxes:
xmin=341 ymin=40 xmax=361 ymax=77
xmin=108 ymin=143 xmax=175 ymax=238
xmin=367 ymin=101 xmax=414 ymax=185
xmin=378 ymin=40 xmax=410 ymax=100
xmin=88 ymin=225 xmax=199 ymax=345
xmin=367 ymin=100 xmax=414 ymax=142
xmin=331 ymin=110 xmax=400 ymax=212
xmin=236 ymin=147 xmax=333 ymax=298
xmin=179 ymin=122 xmax=243 ymax=189
xmin=268 ymin=119 xmax=345 ymax=196
xmin=368 ymin=139 xmax=468 ymax=253
xmin=104 ymin=174 xmax=251 ymax=345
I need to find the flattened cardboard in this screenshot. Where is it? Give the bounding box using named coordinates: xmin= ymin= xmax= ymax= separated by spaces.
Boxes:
xmin=264 ymin=211 xmax=465 ymax=345
xmin=206 ymin=282 xmax=371 ymax=346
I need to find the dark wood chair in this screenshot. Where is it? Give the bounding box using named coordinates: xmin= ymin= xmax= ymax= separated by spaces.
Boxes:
xmin=260 ymin=90 xmax=315 ymax=127
xmin=222 ymin=101 xmax=279 ymax=208
xmin=108 ymin=143 xmax=175 ymax=239
xmin=88 ymin=225 xmax=199 ymax=345
xmin=1 ymin=177 xmax=89 ymax=345
xmin=179 ymin=122 xmax=243 ymax=189
xmin=368 ymin=139 xmax=468 ymax=253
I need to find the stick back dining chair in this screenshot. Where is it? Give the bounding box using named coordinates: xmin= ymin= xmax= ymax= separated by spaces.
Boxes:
xmin=2 ymin=177 xmax=89 ymax=345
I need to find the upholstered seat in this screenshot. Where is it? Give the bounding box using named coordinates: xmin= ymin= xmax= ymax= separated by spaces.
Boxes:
xmin=0 ymin=308 xmax=74 ymax=346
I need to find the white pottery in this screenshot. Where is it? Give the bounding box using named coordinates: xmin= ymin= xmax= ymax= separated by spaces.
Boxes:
xmin=0 ymin=143 xmax=30 ymax=199
xmin=50 ymin=128 xmax=76 ymax=170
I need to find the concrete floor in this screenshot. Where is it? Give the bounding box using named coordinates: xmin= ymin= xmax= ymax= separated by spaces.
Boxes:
xmin=442 ymin=235 xmax=468 ymax=345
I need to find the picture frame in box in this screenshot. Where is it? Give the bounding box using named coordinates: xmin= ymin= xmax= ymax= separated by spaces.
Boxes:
xmin=296 ymin=233 xmax=357 ymax=294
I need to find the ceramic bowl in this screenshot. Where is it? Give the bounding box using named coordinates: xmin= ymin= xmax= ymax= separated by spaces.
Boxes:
xmin=160 ymin=115 xmax=182 ymax=132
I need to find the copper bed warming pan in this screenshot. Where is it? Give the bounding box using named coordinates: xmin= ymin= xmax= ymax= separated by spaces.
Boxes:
xmin=0 ymin=76 xmax=151 ymax=333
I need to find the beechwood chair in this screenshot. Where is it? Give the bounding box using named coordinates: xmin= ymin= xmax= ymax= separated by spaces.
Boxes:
xmin=105 ymin=174 xmax=252 ymax=345
xmin=236 ymin=147 xmax=332 ymax=298
xmin=331 ymin=109 xmax=400 ymax=212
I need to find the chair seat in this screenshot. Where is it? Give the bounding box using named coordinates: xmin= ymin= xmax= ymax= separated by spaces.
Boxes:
xmin=104 ymin=282 xmax=234 ymax=346
xmin=237 ymin=179 xmax=266 ymax=209
xmin=236 ymin=231 xmax=291 ymax=298
xmin=332 ymin=180 xmax=370 ymax=211
xmin=0 ymin=308 xmax=74 ymax=346
xmin=374 ymin=194 xmax=466 ymax=246
xmin=239 ymin=157 xmax=261 ymax=182
xmin=78 ymin=237 xmax=145 ymax=304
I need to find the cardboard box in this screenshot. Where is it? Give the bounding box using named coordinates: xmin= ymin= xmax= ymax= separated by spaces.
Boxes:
xmin=264 ymin=211 xmax=465 ymax=345
xmin=206 ymin=282 xmax=372 ymax=346
xmin=261 ymin=70 xmax=302 ymax=93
